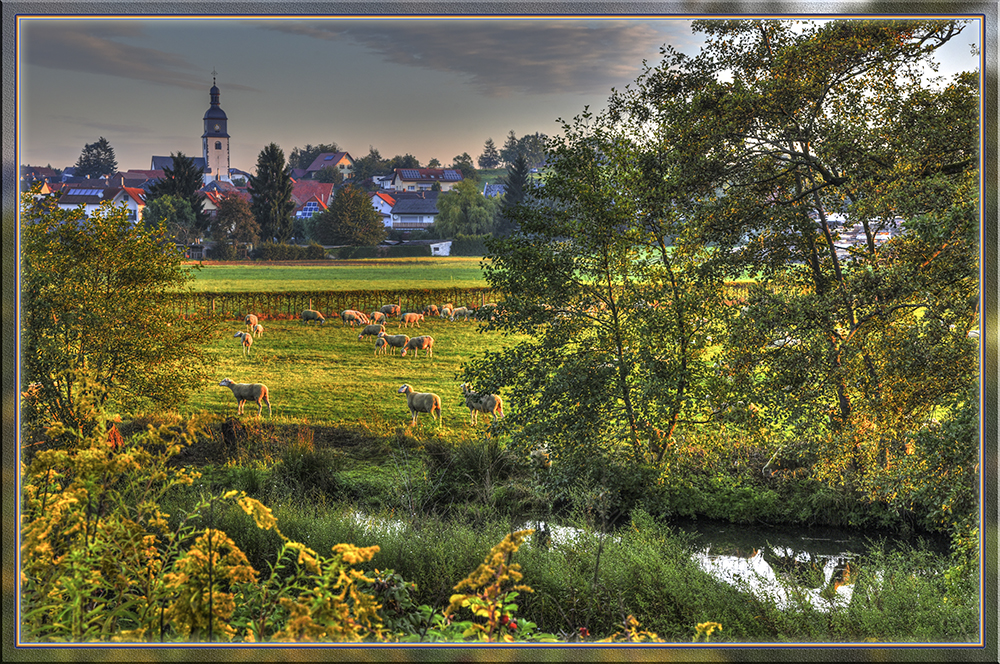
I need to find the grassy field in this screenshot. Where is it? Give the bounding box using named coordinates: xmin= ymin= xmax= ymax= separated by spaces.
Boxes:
xmin=182 ymin=314 xmax=520 ymax=432
xmin=182 ymin=256 xmax=490 ymax=292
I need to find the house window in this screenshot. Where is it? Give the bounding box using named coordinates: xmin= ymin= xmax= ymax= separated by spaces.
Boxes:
xmin=215 ymin=141 xmax=222 ymax=150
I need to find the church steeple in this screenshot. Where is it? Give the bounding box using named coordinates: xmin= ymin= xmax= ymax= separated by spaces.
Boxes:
xmin=202 ymin=70 xmax=230 ymax=182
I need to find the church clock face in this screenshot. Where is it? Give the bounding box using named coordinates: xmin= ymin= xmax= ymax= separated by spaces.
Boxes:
xmin=214 ymin=123 xmax=220 ymax=132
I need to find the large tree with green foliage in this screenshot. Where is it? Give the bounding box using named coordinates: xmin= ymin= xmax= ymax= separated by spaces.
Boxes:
xmin=210 ymin=192 xmax=260 ymax=258
xmin=20 ymin=187 xmax=212 ymax=434
xmin=147 ymin=152 xmax=208 ymax=235
xmin=435 ymin=179 xmax=500 ymax=237
xmin=451 ymin=152 xmax=478 ymax=182
xmin=73 ymin=136 xmax=118 ymax=179
xmin=288 ymin=142 xmax=340 ymax=171
xmin=141 ymin=194 xmax=196 ymax=245
xmin=309 ymin=185 xmax=386 ymax=246
xmin=464 ymin=18 xmax=980 ymax=527
xmin=496 ymin=152 xmax=532 ymax=236
xmin=248 ymin=143 xmax=296 ymax=243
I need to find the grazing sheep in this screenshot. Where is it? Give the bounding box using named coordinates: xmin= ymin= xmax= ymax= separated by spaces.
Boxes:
xmin=358 ymin=323 xmax=386 ymax=342
xmin=378 ymin=332 xmax=410 ymax=355
xmin=301 ymin=309 xmax=326 ymax=325
xmin=423 ymin=304 xmax=440 ymax=317
xmin=397 ymin=384 xmax=441 ymax=425
xmin=234 ymin=331 xmax=253 ymax=356
xmin=399 ymin=312 xmax=424 ymax=328
xmin=244 ymin=314 xmax=259 ymax=331
xmin=341 ymin=309 xmax=369 ymax=327
xmin=374 ymin=336 xmax=388 ymax=356
xmin=401 ymin=335 xmax=434 ymax=358
xmin=252 ymin=323 xmax=264 ymax=338
xmin=369 ymin=311 xmax=387 ymax=325
xmin=449 ymin=306 xmax=473 ymax=322
xmin=218 ymin=378 xmax=272 ymax=417
xmin=440 ymin=303 xmax=454 ymax=318
xmin=381 ymin=303 xmax=401 ymax=317
xmin=461 ymin=383 xmax=504 ymax=425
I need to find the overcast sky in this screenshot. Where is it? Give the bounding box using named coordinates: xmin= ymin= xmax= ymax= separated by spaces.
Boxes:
xmin=15 ymin=12 xmax=982 ymax=175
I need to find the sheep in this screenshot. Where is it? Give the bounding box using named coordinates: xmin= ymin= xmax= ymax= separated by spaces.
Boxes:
xmin=423 ymin=304 xmax=440 ymax=317
xmin=397 ymin=384 xmax=441 ymax=425
xmin=252 ymin=323 xmax=264 ymax=338
xmin=244 ymin=314 xmax=259 ymax=332
xmin=234 ymin=331 xmax=253 ymax=356
xmin=461 ymin=383 xmax=504 ymax=425
xmin=378 ymin=332 xmax=410 ymax=355
xmin=449 ymin=306 xmax=473 ymax=322
xmin=358 ymin=323 xmax=386 ymax=342
xmin=399 ymin=312 xmax=424 ymax=328
xmin=374 ymin=336 xmax=388 ymax=356
xmin=475 ymin=303 xmax=498 ymax=321
xmin=401 ymin=335 xmax=434 ymax=358
xmin=369 ymin=311 xmax=387 ymax=325
xmin=381 ymin=303 xmax=401 ymax=317
xmin=341 ymin=309 xmax=369 ymax=327
xmin=301 ymin=309 xmax=326 ymax=325
xmin=440 ymin=303 xmax=454 ymax=318
xmin=218 ymin=378 xmax=272 ymax=417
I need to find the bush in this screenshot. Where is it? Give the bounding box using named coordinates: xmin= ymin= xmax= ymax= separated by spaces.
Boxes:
xmin=451 ymin=234 xmax=491 ymax=256
xmin=207 ymin=242 xmax=238 ymax=261
xmin=252 ymin=242 xmax=329 ymax=261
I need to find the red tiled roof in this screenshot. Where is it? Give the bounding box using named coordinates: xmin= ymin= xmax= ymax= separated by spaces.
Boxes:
xmin=291 ymin=181 xmax=334 ymax=206
xmin=370 ymin=191 xmax=396 ymax=206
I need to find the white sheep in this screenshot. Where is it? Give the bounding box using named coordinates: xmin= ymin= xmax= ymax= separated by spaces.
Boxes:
xmin=461 ymin=383 xmax=504 ymax=425
xmin=381 ymin=303 xmax=401 ymax=317
xmin=449 ymin=306 xmax=473 ymax=322
xmin=397 ymin=384 xmax=441 ymax=425
xmin=234 ymin=331 xmax=253 ymax=356
xmin=423 ymin=304 xmax=440 ymax=317
xmin=219 ymin=378 xmax=272 ymax=417
xmin=369 ymin=311 xmax=387 ymax=325
xmin=378 ymin=331 xmax=410 ymax=355
xmin=252 ymin=323 xmax=264 ymax=338
xmin=301 ymin=309 xmax=326 ymax=325
xmin=358 ymin=323 xmax=386 ymax=342
xmin=341 ymin=309 xmax=369 ymax=327
xmin=245 ymin=314 xmax=259 ymax=332
xmin=401 ymin=335 xmax=434 ymax=358
xmin=399 ymin=312 xmax=424 ymax=328
xmin=374 ymin=336 xmax=388 ymax=356
xmin=440 ymin=304 xmax=454 ymax=318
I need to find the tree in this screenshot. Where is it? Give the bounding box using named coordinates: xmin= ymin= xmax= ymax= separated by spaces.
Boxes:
xmin=141 ymin=194 xmax=196 ymax=245
xmin=20 ymin=186 xmax=212 ymax=434
xmin=387 ymin=154 xmax=421 ymax=170
xmin=500 ymin=130 xmax=520 ymax=166
xmin=147 ymin=152 xmax=209 ymax=235
xmin=288 ymin=142 xmax=340 ymax=171
xmin=315 ymin=165 xmax=344 ymax=185
xmin=73 ymin=137 xmax=118 ymax=179
xmin=451 ymin=152 xmax=478 ymax=182
xmin=496 ymin=152 xmax=532 ymax=235
xmin=210 ymin=192 xmax=259 ymax=258
xmin=478 ymin=138 xmax=501 ymax=169
xmin=427 ymin=157 xmax=442 ymax=168
xmin=310 ymin=185 xmax=386 ymax=246
xmin=516 ymin=133 xmax=548 ymax=168
xmin=462 ymin=19 xmax=979 ymax=522
xmin=351 ymin=146 xmax=387 ymax=184
xmin=435 ymin=179 xmax=500 ymax=237
xmin=248 ymin=143 xmax=296 ymax=243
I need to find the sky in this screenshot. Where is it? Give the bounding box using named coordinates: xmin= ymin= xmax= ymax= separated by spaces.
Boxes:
xmin=14 ymin=10 xmax=984 ymax=176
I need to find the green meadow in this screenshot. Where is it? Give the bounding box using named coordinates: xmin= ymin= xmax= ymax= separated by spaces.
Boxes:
xmin=183 ymin=257 xmax=490 ymax=292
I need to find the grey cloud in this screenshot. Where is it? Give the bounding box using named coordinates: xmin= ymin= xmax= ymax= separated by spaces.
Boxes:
xmin=258 ymin=19 xmax=692 ymax=97
xmin=22 ymin=21 xmax=258 ymax=92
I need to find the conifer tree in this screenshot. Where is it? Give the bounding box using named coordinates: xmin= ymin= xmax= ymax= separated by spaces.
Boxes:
xmin=478 ymin=138 xmax=501 ymax=169
xmin=248 ymin=143 xmax=296 ymax=243
xmin=147 ymin=152 xmax=208 ymax=234
xmin=73 ymin=137 xmax=118 ymax=179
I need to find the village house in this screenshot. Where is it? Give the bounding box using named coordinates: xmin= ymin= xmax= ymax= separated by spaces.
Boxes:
xmin=302 ymin=152 xmax=355 ymax=180
xmin=369 ymin=190 xmax=396 ymax=227
xmin=390 ymin=168 xmax=463 ymax=192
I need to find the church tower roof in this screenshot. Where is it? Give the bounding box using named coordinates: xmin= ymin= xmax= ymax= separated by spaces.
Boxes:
xmin=204 ymin=73 xmax=228 ymax=121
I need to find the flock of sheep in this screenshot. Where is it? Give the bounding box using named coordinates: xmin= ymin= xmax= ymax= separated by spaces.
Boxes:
xmin=217 ymin=304 xmax=503 ymax=427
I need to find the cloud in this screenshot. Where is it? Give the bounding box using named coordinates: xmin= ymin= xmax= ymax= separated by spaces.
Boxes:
xmin=258 ymin=19 xmax=694 ymax=97
xmin=21 ymin=21 xmax=258 ymax=92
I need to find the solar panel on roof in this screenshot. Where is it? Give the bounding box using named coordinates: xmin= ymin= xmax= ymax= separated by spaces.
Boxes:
xmin=401 ymin=169 xmax=421 ymax=179
xmin=443 ymin=170 xmax=462 ymax=181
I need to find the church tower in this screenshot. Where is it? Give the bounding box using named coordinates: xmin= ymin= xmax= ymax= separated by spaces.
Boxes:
xmin=202 ymin=71 xmax=231 ymax=182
